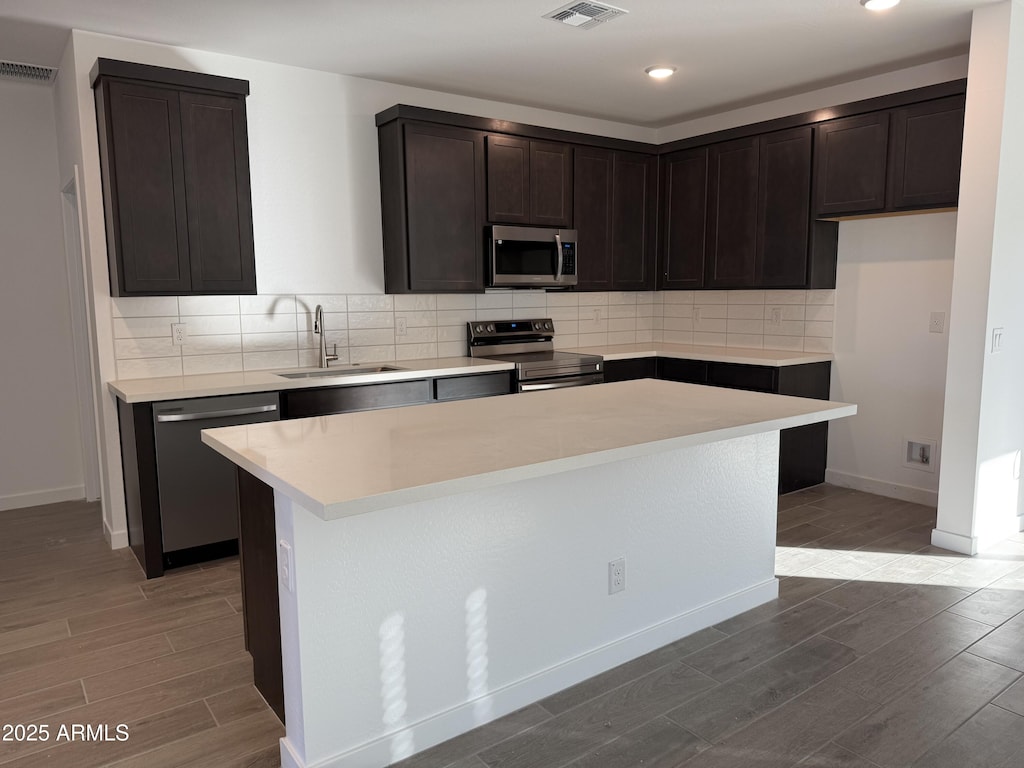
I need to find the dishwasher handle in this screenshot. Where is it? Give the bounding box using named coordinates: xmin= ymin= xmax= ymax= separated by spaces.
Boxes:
xmin=155 ymin=404 xmax=278 ymax=423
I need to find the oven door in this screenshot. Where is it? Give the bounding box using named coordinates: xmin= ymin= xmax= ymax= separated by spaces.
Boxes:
xmin=518 ymin=373 xmax=604 ymax=392
xmin=489 ymin=226 xmax=577 ymax=288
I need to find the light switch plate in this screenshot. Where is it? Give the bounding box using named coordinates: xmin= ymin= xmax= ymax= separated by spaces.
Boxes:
xmin=278 ymin=539 xmax=295 ymax=593
xmin=992 ymin=327 xmax=1005 ymax=353
xmin=929 ymin=312 xmax=945 ymax=334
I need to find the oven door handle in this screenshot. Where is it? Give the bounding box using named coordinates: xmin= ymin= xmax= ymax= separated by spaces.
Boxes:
xmin=554 ymin=232 xmax=563 ymax=282
xmin=520 ymin=375 xmax=602 ymax=392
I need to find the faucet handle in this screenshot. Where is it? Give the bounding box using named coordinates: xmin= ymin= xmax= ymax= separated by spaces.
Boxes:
xmin=326 ymin=344 xmax=339 ymax=362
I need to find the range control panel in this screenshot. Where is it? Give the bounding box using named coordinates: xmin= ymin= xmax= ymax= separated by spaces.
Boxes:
xmin=468 ymin=318 xmax=555 ymax=346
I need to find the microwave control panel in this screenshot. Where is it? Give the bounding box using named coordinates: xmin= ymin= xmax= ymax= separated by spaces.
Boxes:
xmin=562 ymin=243 xmax=576 ymax=275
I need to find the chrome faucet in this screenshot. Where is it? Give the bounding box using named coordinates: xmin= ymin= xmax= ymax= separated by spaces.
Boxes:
xmin=313 ymin=304 xmax=339 ymax=368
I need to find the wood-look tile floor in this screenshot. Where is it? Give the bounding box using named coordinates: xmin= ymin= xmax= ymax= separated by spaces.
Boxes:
xmin=4 ymin=487 xmax=1024 ymax=768
xmin=0 ymin=499 xmax=282 ymax=767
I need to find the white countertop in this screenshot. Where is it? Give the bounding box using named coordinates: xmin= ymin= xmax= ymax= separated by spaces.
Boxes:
xmin=202 ymin=378 xmax=855 ymax=521
xmin=107 ymin=357 xmax=515 ymax=403
xmin=566 ymin=343 xmax=832 ymax=366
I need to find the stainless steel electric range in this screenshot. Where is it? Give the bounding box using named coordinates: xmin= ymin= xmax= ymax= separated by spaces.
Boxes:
xmin=468 ymin=318 xmax=604 ymax=392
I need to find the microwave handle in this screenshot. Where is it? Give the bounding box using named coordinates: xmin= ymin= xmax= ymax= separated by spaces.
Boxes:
xmin=554 ymin=232 xmax=563 ymax=281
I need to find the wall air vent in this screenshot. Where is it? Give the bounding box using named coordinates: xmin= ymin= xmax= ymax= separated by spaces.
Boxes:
xmin=0 ymin=60 xmax=58 ymax=84
xmin=543 ymin=2 xmax=629 ymax=30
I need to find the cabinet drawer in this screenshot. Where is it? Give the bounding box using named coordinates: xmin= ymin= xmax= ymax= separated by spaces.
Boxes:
xmin=656 ymin=358 xmax=709 ymax=384
xmin=283 ymin=379 xmax=431 ymax=418
xmin=706 ymin=362 xmax=777 ymax=392
xmin=434 ymin=372 xmax=513 ymax=401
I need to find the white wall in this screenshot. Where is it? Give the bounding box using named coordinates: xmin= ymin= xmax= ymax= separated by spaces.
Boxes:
xmin=0 ymin=80 xmax=84 ymax=511
xmin=826 ymin=214 xmax=956 ymax=506
xmin=657 ymin=55 xmax=969 ymax=143
xmin=936 ymin=0 xmax=1024 ymax=554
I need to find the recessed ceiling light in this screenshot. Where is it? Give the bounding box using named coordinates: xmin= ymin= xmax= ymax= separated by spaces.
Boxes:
xmin=860 ymin=0 xmax=900 ymax=10
xmin=645 ymin=66 xmax=677 ymax=80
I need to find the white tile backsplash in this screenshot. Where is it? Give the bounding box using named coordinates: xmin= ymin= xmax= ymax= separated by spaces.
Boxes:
xmin=110 ymin=289 xmax=835 ymax=379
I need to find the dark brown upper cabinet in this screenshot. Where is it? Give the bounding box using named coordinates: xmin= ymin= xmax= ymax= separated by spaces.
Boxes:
xmin=757 ymin=126 xmax=813 ymax=287
xmin=705 ymin=137 xmax=760 ymax=288
xmin=814 ymin=112 xmax=890 ymax=216
xmin=92 ymin=60 xmax=255 ymax=297
xmin=888 ymin=95 xmax=965 ymax=210
xmin=574 ymin=148 xmax=656 ymax=291
xmin=658 ymin=147 xmax=708 ymax=290
xmin=379 ymin=121 xmax=486 ymax=293
xmin=487 ymin=136 xmax=572 ymax=227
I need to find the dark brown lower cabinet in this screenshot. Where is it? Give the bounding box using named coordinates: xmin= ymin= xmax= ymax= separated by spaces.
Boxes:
xmin=237 ymin=470 xmax=284 ymax=724
xmin=604 ymin=357 xmax=831 ymax=493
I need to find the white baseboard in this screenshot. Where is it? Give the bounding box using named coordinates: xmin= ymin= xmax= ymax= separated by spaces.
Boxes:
xmin=931 ymin=528 xmax=976 ymax=555
xmin=0 ymin=485 xmax=85 ymax=513
xmin=292 ymin=579 xmax=779 ymax=768
xmin=824 ymin=469 xmax=938 ymax=507
xmin=102 ymin=519 xmax=130 ymax=549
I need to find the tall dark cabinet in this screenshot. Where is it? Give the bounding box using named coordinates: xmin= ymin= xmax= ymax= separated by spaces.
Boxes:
xmin=573 ymin=149 xmax=656 ymax=290
xmin=757 ymin=126 xmax=813 ymax=287
xmin=705 ymin=137 xmax=760 ymax=288
xmin=379 ymin=121 xmax=486 ymax=293
xmin=92 ymin=59 xmax=255 ymax=297
xmin=658 ymin=147 xmax=708 ymax=290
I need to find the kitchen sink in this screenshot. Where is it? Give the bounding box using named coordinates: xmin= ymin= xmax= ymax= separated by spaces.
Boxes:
xmin=276 ymin=366 xmax=406 ymax=379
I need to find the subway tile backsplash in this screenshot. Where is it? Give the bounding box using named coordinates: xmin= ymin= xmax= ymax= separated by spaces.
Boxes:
xmin=110 ymin=289 xmax=835 ymax=379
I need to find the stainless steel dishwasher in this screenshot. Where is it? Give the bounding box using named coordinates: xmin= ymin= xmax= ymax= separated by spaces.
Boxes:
xmin=152 ymin=392 xmax=280 ymax=566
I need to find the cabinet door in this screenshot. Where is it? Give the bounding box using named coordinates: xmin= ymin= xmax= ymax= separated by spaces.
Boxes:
xmin=705 ymin=137 xmax=759 ymax=288
xmin=103 ymin=82 xmax=191 ymax=295
xmin=611 ymin=152 xmax=657 ymax=290
xmin=573 ymin=147 xmax=614 ymax=290
xmin=888 ymin=95 xmax=965 ymax=210
xmin=814 ymin=113 xmax=889 ymax=215
xmin=486 ymin=135 xmax=530 ymax=224
xmin=179 ymin=92 xmax=256 ymax=294
xmin=604 ymin=358 xmax=657 ymax=382
xmin=658 ymin=147 xmax=707 ymax=290
xmin=530 ymin=141 xmax=573 ymax=227
xmin=404 ymin=123 xmax=486 ymax=292
xmin=757 ymin=127 xmax=812 ymax=287
xmin=656 ymin=358 xmax=708 ymax=384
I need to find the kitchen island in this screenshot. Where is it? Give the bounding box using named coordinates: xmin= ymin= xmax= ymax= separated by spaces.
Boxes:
xmin=202 ymin=379 xmax=855 ymax=768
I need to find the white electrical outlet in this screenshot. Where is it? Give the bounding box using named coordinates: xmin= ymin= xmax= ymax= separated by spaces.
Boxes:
xmin=171 ymin=322 xmax=187 ymax=346
xmin=278 ymin=539 xmax=295 ymax=593
xmin=592 ymin=307 xmax=602 ymax=322
xmin=396 ymin=317 xmax=408 ymax=337
xmin=769 ymin=307 xmax=782 ymax=328
xmin=608 ymin=557 xmax=626 ymax=595
xmin=929 ymin=312 xmax=945 ymax=334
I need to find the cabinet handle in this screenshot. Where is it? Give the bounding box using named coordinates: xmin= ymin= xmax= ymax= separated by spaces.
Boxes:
xmin=155 ymin=404 xmax=278 ymax=422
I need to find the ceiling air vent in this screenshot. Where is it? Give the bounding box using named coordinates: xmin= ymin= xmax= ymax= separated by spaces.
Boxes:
xmin=0 ymin=60 xmax=58 ymax=84
xmin=544 ymin=2 xmax=629 ymax=30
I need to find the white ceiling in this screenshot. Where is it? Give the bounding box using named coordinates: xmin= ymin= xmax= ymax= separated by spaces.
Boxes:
xmin=0 ymin=0 xmax=994 ymax=126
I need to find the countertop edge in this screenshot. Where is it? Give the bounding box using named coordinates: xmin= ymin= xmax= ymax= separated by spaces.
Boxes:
xmin=108 ymin=359 xmax=516 ymax=403
xmin=565 ymin=344 xmax=833 ymax=367
xmin=203 ymin=400 xmax=857 ymax=522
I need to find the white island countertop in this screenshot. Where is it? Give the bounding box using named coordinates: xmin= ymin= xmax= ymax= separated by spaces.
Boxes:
xmin=566 ymin=342 xmax=832 ymax=367
xmin=202 ymin=378 xmax=855 ymax=521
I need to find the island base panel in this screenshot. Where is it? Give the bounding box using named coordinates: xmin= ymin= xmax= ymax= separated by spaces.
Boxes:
xmin=272 ymin=431 xmax=780 ymax=768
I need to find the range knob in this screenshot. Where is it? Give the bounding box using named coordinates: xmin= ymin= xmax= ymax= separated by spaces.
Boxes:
xmin=532 ymin=321 xmax=542 ymax=331
xmin=544 ymin=321 xmax=553 ymax=331
xmin=473 ymin=324 xmax=485 ymax=334
xmin=486 ymin=323 xmax=495 ymax=333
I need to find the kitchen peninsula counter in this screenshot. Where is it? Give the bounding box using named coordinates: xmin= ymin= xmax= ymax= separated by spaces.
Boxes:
xmin=202 ymin=379 xmax=855 ymax=768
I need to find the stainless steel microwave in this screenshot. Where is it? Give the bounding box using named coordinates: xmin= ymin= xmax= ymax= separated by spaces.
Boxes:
xmin=488 ymin=226 xmax=578 ymax=288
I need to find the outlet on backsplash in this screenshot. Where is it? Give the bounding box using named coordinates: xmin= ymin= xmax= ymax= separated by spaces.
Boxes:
xmin=592 ymin=308 xmax=602 ymax=321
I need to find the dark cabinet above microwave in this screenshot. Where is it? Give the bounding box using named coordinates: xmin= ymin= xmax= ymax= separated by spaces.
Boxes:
xmin=486 ymin=137 xmax=573 ymax=228
xmin=92 ymin=59 xmax=256 ymax=297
